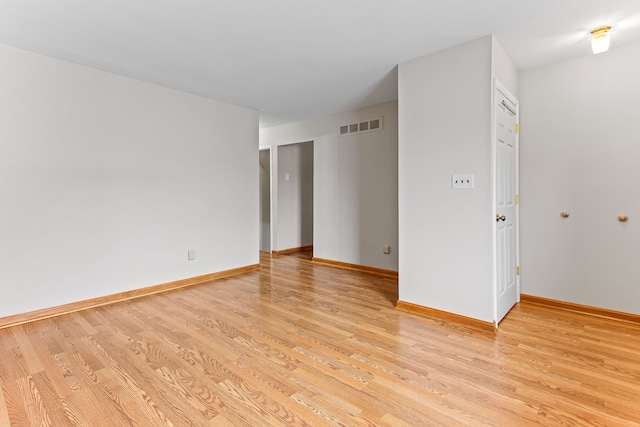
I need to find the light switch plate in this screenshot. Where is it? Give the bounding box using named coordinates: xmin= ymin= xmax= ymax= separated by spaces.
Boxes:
xmin=452 ymin=174 xmax=474 ymax=189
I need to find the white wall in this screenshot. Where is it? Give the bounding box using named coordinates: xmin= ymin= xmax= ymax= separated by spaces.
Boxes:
xmin=519 ymin=42 xmax=640 ymax=314
xmin=492 ymin=37 xmax=519 ymax=99
xmin=277 ymin=141 xmax=313 ymax=250
xmin=0 ymin=44 xmax=259 ymax=318
xmin=399 ymin=36 xmax=518 ymax=323
xmin=260 ymin=101 xmax=398 ymax=271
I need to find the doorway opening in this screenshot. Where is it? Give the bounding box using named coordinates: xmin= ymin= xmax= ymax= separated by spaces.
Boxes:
xmin=259 ymin=148 xmax=271 ymax=253
xmin=275 ymin=141 xmax=314 ymax=257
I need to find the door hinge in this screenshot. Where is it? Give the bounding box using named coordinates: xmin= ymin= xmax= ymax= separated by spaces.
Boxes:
xmin=516 ymin=266 xmax=520 ymax=276
xmin=516 ymin=195 xmax=519 ymax=205
xmin=515 ymin=123 xmax=519 ymax=134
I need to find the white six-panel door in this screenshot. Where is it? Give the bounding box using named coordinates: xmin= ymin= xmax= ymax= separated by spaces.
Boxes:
xmin=495 ymin=83 xmax=519 ymax=324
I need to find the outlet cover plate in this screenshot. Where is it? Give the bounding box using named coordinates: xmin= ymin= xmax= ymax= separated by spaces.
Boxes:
xmin=452 ymin=174 xmax=474 ymax=189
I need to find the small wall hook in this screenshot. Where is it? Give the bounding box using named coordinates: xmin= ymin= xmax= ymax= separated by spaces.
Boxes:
xmin=561 ymin=211 xmax=570 ymax=218
xmin=618 ymin=215 xmax=629 ymax=223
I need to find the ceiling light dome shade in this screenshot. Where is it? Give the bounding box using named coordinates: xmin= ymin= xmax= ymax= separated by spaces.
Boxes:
xmin=591 ymin=26 xmax=611 ymax=54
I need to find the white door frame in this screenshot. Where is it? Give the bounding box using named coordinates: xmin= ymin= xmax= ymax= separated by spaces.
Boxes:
xmin=492 ymin=78 xmax=520 ymax=326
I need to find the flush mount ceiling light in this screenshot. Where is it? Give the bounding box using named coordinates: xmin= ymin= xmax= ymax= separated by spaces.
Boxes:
xmin=591 ymin=26 xmax=611 ymax=54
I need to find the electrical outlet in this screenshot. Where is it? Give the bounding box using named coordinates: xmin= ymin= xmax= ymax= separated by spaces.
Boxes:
xmin=188 ymin=249 xmax=196 ymax=261
xmin=451 ymin=174 xmax=474 ymax=189
xmin=383 ymin=244 xmax=391 ymax=254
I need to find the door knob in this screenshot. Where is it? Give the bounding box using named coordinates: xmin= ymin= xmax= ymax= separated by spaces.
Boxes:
xmin=496 ymin=215 xmax=506 ymax=222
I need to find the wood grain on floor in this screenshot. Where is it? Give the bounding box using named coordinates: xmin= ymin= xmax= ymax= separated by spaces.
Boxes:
xmin=1 ymin=252 xmax=639 ymax=426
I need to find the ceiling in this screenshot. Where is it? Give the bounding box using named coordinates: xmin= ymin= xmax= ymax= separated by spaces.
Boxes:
xmin=1 ymin=1 xmax=639 ymax=128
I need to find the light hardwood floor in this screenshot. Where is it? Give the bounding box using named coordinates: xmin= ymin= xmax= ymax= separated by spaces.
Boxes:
xmin=1 ymin=253 xmax=639 ymax=426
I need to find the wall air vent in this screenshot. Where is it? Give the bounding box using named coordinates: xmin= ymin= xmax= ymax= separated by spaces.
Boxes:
xmin=338 ymin=116 xmax=384 ymax=137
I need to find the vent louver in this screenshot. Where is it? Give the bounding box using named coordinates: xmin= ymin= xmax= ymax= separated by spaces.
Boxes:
xmin=338 ymin=117 xmax=383 ymax=137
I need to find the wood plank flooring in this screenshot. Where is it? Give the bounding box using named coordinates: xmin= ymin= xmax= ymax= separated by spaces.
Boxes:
xmin=1 ymin=253 xmax=639 ymax=426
